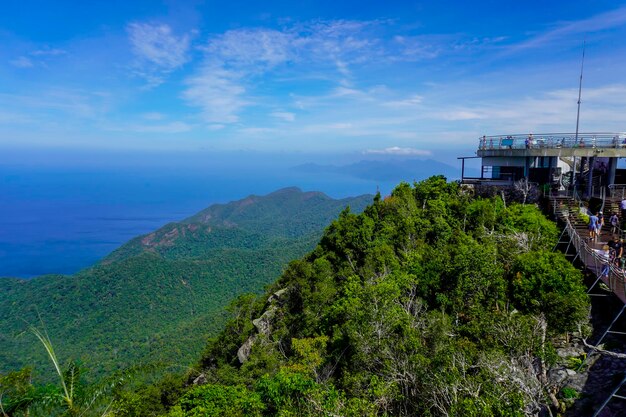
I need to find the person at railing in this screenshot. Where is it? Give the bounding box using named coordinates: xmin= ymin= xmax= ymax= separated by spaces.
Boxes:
xmin=526 ymin=134 xmax=533 ymax=149
xmin=608 ymin=235 xmax=623 ymax=266
xmin=579 ymin=137 xmax=585 ymax=148
xmin=613 ymin=135 xmax=620 ymax=148
xmin=621 ymin=199 xmax=626 ymax=229
xmin=481 ymin=135 xmax=487 ymax=149
xmin=595 ymin=244 xmax=611 ymax=278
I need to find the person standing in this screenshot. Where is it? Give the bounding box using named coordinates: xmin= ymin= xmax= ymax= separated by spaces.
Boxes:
xmin=621 ymin=199 xmax=626 ymax=228
xmin=610 ymin=212 xmax=619 ymax=234
xmin=609 ymin=235 xmax=623 ymax=266
xmin=597 ymin=212 xmax=605 ymax=238
xmin=589 ymin=212 xmax=599 ymax=241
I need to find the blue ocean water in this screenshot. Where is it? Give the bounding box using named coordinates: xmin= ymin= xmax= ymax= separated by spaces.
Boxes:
xmin=0 ymin=158 xmax=394 ymax=278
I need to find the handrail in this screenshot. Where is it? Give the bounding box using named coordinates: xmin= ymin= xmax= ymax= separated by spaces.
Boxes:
xmin=608 ymin=184 xmax=626 ymax=201
xmin=560 ymin=212 xmax=626 ymax=304
xmin=478 ymin=132 xmax=626 ymax=151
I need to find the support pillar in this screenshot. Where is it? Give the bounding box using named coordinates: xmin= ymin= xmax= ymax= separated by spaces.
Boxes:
xmin=608 ymin=158 xmax=617 ymax=193
xmin=461 ymin=158 xmax=465 ymax=182
xmin=572 ymin=156 xmax=577 ymax=192
xmin=587 ymin=156 xmax=595 ymax=199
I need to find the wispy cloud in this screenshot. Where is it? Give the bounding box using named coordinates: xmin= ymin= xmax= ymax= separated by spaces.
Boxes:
xmin=271 ymin=111 xmax=295 ymax=121
xmin=426 ymin=84 xmax=626 ymax=134
xmin=365 ymin=146 xmax=432 ymax=156
xmin=0 ymin=89 xmax=109 ymax=118
xmin=205 ymin=28 xmax=292 ymax=68
xmin=30 ymin=48 xmax=67 ymax=56
xmin=118 ymin=121 xmax=193 ymax=134
xmin=182 ymin=20 xmax=393 ymax=124
xmin=182 ymin=64 xmax=248 ymax=123
xmin=511 ymin=6 xmax=626 ymax=51
xmin=127 ymin=22 xmax=191 ymax=86
xmin=141 ymin=112 xmax=165 ymax=121
xmin=9 ymin=56 xmax=34 ymax=68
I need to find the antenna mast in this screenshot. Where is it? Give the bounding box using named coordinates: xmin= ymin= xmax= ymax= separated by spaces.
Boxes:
xmin=574 ymin=40 xmax=586 ymax=143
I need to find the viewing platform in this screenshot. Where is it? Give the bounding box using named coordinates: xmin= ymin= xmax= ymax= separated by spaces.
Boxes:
xmin=461 ymin=132 xmax=626 ymax=197
xmin=477 ymin=132 xmax=626 ymax=158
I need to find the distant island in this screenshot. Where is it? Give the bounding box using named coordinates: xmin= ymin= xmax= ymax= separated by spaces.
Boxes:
xmin=292 ymin=158 xmax=479 ymax=182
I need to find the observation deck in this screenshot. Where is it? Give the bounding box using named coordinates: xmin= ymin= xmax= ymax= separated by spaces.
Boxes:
xmin=477 ymin=132 xmax=626 ymax=158
xmin=461 ymin=132 xmax=626 ymax=195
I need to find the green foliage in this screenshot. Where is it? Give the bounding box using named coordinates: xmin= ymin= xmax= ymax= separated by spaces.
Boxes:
xmin=4 ymin=179 xmax=590 ymax=416
xmin=0 ymin=189 xmax=372 ymax=381
xmin=510 ymin=252 xmax=588 ymax=333
xmin=181 ymin=177 xmax=589 ymax=417
xmin=560 ymin=387 xmax=579 ymax=399
xmin=170 ymin=384 xmax=264 ymax=417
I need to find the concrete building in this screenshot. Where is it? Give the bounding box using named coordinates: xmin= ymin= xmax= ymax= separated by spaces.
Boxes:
xmin=460 ymin=132 xmax=626 ymax=199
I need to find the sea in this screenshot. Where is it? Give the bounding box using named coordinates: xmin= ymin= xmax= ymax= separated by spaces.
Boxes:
xmin=0 ymin=150 xmax=402 ymax=278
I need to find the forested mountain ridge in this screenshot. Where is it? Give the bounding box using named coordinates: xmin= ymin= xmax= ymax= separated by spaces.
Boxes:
xmin=120 ymin=177 xmax=590 ymax=417
xmin=0 ymin=188 xmax=372 ymax=381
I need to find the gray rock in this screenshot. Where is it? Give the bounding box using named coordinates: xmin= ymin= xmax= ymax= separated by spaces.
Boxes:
xmin=193 ymin=373 xmax=207 ymax=385
xmin=237 ymin=334 xmax=257 ymax=364
xmin=252 ymin=306 xmax=277 ymax=336
xmin=549 ymin=368 xmax=570 ymax=385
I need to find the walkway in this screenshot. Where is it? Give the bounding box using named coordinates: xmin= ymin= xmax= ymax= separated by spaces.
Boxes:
xmin=552 ymin=195 xmax=626 ymax=305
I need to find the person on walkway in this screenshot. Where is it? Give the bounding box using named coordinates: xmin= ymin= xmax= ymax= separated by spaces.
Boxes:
xmin=610 ymin=212 xmax=619 ymax=234
xmin=597 ymin=212 xmax=605 ymax=238
xmin=621 ymin=199 xmax=626 ymax=228
xmin=589 ymin=212 xmax=599 ymax=240
xmin=595 ymin=245 xmax=611 ymax=278
xmin=608 ymin=235 xmax=623 ymax=266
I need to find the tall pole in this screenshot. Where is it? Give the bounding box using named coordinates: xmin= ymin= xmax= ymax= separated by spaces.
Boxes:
xmin=575 ymin=40 xmax=586 ymax=144
xmin=573 ymin=40 xmax=586 ymax=195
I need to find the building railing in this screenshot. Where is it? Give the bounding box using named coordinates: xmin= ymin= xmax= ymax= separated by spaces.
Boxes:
xmin=562 ymin=216 xmax=626 ymax=304
xmin=608 ymin=184 xmax=626 ymax=200
xmin=478 ymin=132 xmax=626 ymax=151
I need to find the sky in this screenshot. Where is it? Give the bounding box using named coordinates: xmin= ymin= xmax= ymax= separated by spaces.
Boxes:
xmin=1 ymin=0 xmax=626 ymax=163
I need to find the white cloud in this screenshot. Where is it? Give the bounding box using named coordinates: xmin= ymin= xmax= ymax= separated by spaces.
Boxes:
xmin=107 ymin=121 xmax=193 ymax=134
xmin=512 ymin=6 xmax=626 ymax=51
xmin=30 ymin=48 xmax=67 ymax=56
xmin=127 ymin=22 xmax=191 ymax=86
xmin=10 ymin=56 xmax=34 ymax=68
xmin=364 ymin=146 xmax=432 ymax=156
xmin=141 ymin=112 xmax=165 ymax=120
xmin=205 ymin=29 xmax=292 ymax=68
xmin=182 ymin=20 xmax=392 ymax=124
xmin=383 ymin=95 xmax=424 ymax=107
xmin=182 ymin=64 xmax=248 ymax=123
xmin=0 ymin=89 xmax=105 ymax=118
xmin=426 ymin=84 xmax=626 ymax=134
xmin=132 ymin=121 xmax=192 ymax=133
xmin=271 ymin=111 xmax=295 ymax=121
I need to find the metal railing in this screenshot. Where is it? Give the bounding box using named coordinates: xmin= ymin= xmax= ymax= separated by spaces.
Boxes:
xmin=478 ymin=132 xmax=626 ymax=151
xmin=608 ymin=184 xmax=626 ymax=200
xmin=562 ymin=217 xmax=626 ymax=304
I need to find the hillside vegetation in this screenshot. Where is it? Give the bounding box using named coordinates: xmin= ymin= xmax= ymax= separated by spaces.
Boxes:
xmin=0 ymin=188 xmax=372 ymax=381
xmin=116 ymin=177 xmax=588 ymax=417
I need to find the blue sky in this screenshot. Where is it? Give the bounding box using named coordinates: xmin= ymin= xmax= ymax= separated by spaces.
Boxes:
xmin=2 ymin=0 xmax=626 ymax=161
